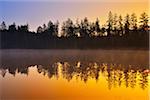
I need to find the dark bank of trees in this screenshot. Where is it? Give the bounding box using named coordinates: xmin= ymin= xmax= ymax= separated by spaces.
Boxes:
xmin=0 ymin=12 xmax=149 ymax=49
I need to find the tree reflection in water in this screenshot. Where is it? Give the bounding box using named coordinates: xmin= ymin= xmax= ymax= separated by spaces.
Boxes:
xmin=0 ymin=62 xmax=149 ymax=90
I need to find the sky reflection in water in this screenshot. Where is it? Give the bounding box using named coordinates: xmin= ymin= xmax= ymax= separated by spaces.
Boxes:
xmin=0 ymin=50 xmax=149 ymax=100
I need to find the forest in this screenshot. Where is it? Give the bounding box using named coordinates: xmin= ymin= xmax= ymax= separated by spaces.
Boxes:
xmin=0 ymin=12 xmax=149 ymax=49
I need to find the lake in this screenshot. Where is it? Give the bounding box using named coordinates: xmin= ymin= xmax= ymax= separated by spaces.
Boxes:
xmin=0 ymin=49 xmax=149 ymax=100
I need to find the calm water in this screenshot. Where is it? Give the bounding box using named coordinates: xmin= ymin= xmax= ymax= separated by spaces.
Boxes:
xmin=0 ymin=49 xmax=149 ymax=100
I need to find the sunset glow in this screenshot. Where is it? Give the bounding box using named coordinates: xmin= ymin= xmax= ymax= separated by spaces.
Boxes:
xmin=0 ymin=0 xmax=150 ymax=100
xmin=1 ymin=65 xmax=150 ymax=100
xmin=0 ymin=1 xmax=149 ymax=31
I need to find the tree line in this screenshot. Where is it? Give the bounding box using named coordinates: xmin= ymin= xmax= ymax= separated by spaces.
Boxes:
xmin=0 ymin=12 xmax=149 ymax=49
xmin=0 ymin=12 xmax=149 ymax=37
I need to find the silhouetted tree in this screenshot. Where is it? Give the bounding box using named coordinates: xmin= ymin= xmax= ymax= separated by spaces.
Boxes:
xmin=139 ymin=12 xmax=149 ymax=30
xmin=46 ymin=20 xmax=57 ymax=37
xmin=113 ymin=13 xmax=118 ymax=34
xmin=89 ymin=22 xmax=95 ymax=36
xmin=53 ymin=21 xmax=59 ymax=37
xmin=130 ymin=13 xmax=137 ymax=30
xmin=107 ymin=11 xmax=113 ymax=36
xmin=8 ymin=22 xmax=17 ymax=32
xmin=43 ymin=24 xmax=47 ymax=32
xmin=47 ymin=21 xmax=53 ymax=29
xmin=79 ymin=17 xmax=90 ymax=37
xmin=0 ymin=12 xmax=149 ymax=49
xmin=95 ymin=18 xmax=101 ymax=35
xmin=62 ymin=18 xmax=75 ymax=37
xmin=101 ymin=26 xmax=106 ymax=35
xmin=73 ymin=19 xmax=81 ymax=37
xmin=47 ymin=21 xmax=53 ymax=32
xmin=0 ymin=21 xmax=7 ymax=31
xmin=61 ymin=22 xmax=67 ymax=37
xmin=124 ymin=14 xmax=130 ymax=34
xmin=118 ymin=15 xmax=123 ymax=35
xmin=18 ymin=24 xmax=29 ymax=32
xmin=37 ymin=26 xmax=43 ymax=33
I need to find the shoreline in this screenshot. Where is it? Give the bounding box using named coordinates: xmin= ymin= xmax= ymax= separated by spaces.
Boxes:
xmin=0 ymin=47 xmax=149 ymax=50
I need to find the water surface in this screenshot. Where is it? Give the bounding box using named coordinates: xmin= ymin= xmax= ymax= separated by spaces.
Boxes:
xmin=0 ymin=49 xmax=149 ymax=100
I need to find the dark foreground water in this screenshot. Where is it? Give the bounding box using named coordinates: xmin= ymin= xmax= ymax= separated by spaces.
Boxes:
xmin=0 ymin=49 xmax=149 ymax=100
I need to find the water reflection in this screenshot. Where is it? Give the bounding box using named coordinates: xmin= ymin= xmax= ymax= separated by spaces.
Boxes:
xmin=0 ymin=62 xmax=149 ymax=90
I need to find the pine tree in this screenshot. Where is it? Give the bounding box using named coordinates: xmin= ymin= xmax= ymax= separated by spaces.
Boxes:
xmin=124 ymin=14 xmax=130 ymax=34
xmin=139 ymin=12 xmax=149 ymax=30
xmin=118 ymin=15 xmax=123 ymax=35
xmin=0 ymin=21 xmax=7 ymax=31
xmin=107 ymin=11 xmax=113 ymax=36
xmin=95 ymin=18 xmax=101 ymax=34
xmin=130 ymin=13 xmax=137 ymax=30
